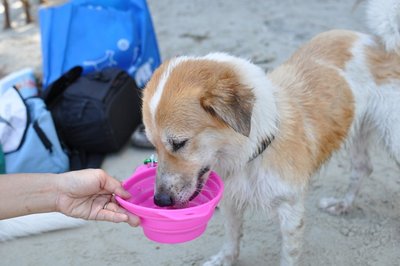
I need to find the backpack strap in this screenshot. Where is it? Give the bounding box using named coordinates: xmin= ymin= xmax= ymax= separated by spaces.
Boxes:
xmin=42 ymin=66 xmax=83 ymax=108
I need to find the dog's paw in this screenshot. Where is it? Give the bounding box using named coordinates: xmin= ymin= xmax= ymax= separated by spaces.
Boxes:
xmin=202 ymin=252 xmax=235 ymax=266
xmin=319 ymin=197 xmax=351 ymax=215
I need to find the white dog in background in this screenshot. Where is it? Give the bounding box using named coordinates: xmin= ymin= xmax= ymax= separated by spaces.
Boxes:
xmin=141 ymin=0 xmax=400 ymax=265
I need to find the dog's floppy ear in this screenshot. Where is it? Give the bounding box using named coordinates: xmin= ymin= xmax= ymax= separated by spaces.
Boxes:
xmin=200 ymin=72 xmax=255 ymax=137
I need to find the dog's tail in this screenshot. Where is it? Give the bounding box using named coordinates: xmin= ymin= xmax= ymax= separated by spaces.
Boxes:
xmin=0 ymin=213 xmax=86 ymax=241
xmin=366 ymin=0 xmax=400 ymax=54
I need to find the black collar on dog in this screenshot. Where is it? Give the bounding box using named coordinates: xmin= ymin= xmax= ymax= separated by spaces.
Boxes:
xmin=248 ymin=135 xmax=275 ymax=162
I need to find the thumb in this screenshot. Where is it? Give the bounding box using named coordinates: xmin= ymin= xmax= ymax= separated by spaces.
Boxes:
xmin=102 ymin=173 xmax=131 ymax=199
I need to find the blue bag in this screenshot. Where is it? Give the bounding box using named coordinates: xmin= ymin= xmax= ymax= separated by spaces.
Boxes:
xmin=39 ymin=0 xmax=161 ymax=88
xmin=0 ymin=69 xmax=69 ymax=174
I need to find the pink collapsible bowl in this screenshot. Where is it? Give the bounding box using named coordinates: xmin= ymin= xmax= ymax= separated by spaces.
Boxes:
xmin=115 ymin=164 xmax=224 ymax=244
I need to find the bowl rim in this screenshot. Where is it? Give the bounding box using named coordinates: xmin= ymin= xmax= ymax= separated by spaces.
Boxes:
xmin=115 ymin=165 xmax=224 ymax=218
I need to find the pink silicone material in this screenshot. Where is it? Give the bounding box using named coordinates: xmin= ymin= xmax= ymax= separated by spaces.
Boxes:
xmin=115 ymin=164 xmax=224 ymax=244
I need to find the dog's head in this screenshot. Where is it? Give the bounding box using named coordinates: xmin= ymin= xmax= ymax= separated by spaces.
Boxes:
xmin=142 ymin=54 xmax=256 ymax=208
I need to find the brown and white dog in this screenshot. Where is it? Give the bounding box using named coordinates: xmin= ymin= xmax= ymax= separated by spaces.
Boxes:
xmin=141 ymin=0 xmax=400 ymax=265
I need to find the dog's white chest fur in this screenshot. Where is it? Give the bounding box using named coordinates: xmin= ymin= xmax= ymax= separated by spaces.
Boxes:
xmin=215 ymin=161 xmax=300 ymax=212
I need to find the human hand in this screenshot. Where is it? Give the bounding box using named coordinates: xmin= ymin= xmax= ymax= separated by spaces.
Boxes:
xmin=55 ymin=169 xmax=139 ymax=227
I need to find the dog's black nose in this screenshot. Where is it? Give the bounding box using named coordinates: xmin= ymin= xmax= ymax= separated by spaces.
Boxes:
xmin=154 ymin=193 xmax=174 ymax=207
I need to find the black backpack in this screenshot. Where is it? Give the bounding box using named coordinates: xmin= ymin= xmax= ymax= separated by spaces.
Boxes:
xmin=43 ymin=66 xmax=142 ymax=169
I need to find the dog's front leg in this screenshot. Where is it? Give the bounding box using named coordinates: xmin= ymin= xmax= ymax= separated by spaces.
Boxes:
xmin=277 ymin=200 xmax=305 ymax=266
xmin=203 ymin=199 xmax=244 ymax=266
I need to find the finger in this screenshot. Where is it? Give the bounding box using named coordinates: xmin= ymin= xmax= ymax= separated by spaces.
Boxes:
xmin=109 ymin=202 xmax=140 ymax=227
xmin=109 ymin=196 xmax=140 ymax=227
xmin=100 ymin=202 xmax=140 ymax=227
xmin=101 ymin=174 xmax=131 ymax=199
xmin=121 ymin=209 xmax=140 ymax=227
xmin=98 ymin=209 xmax=130 ymax=224
xmin=114 ymin=185 xmax=132 ymax=199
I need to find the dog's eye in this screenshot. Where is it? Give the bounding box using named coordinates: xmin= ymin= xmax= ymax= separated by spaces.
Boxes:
xmin=171 ymin=139 xmax=188 ymax=152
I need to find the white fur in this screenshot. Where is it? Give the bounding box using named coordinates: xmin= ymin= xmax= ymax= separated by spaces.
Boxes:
xmin=203 ymin=168 xmax=303 ymax=266
xmin=0 ymin=213 xmax=86 ymax=242
xmin=198 ymin=56 xmax=305 ymax=266
xmin=366 ymin=0 xmax=400 ymax=54
xmin=319 ymin=25 xmax=400 ymax=215
xmin=149 ymin=52 xmax=307 ymax=265
xmin=145 ymin=1 xmax=400 ymax=265
xmin=205 ymin=1 xmax=400 ymax=264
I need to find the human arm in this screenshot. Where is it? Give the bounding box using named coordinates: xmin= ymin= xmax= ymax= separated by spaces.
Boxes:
xmin=0 ymin=169 xmax=139 ymax=227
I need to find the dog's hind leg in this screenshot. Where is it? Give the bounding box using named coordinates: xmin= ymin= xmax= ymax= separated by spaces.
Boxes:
xmin=319 ymin=122 xmax=373 ymax=215
xmin=376 ymin=113 xmax=400 ymax=170
xmin=203 ymin=200 xmax=245 ymax=266
xmin=278 ymin=199 xmax=305 ymax=266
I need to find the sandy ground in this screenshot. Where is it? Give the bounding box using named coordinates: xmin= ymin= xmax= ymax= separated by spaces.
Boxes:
xmin=1 ymin=0 xmax=400 ymax=265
